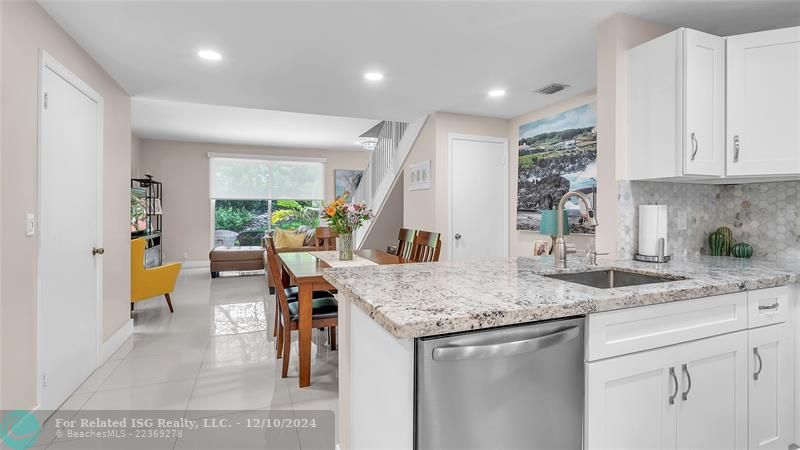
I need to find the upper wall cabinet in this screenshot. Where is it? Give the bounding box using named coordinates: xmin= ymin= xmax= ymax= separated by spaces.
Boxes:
xmin=726 ymin=27 xmax=800 ymax=177
xmin=627 ymin=26 xmax=800 ymax=183
xmin=628 ymin=28 xmax=726 ymax=181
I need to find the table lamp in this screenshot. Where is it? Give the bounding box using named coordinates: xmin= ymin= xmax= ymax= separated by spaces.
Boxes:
xmin=539 ymin=209 xmax=569 ymax=254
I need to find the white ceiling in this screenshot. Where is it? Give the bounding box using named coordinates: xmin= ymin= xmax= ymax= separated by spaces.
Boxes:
xmin=41 ymin=1 xmax=800 ymax=134
xmin=132 ymin=97 xmax=378 ymax=151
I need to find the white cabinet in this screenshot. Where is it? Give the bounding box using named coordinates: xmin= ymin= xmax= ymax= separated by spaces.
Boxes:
xmin=749 ymin=324 xmax=794 ymax=449
xmin=628 ymin=28 xmax=725 ymax=180
xmin=586 ymin=331 xmax=748 ymax=449
xmin=585 ymin=345 xmax=678 ymax=449
xmin=727 ymin=27 xmax=800 ymax=177
xmin=675 ymin=332 xmax=749 ymax=450
xmin=683 ymin=30 xmax=726 ymax=177
xmin=628 ymin=25 xmax=800 ymax=182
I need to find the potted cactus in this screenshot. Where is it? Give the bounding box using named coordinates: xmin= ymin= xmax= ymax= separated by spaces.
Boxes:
xmin=708 ymin=227 xmax=733 ymax=257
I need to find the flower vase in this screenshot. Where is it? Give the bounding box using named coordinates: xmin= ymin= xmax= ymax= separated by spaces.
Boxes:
xmin=339 ymin=232 xmax=354 ymax=261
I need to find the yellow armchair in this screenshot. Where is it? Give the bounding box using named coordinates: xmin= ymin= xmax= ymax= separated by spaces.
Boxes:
xmin=131 ymin=238 xmax=182 ymax=312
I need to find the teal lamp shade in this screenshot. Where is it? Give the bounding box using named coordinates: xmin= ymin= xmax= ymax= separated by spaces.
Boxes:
xmin=539 ymin=209 xmax=569 ymax=236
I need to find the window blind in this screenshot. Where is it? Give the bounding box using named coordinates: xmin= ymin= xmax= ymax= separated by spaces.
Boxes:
xmin=209 ymin=156 xmax=324 ymax=200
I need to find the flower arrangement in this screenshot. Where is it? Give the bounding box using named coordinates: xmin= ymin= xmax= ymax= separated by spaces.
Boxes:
xmin=322 ymin=193 xmax=374 ymax=234
xmin=322 ymin=193 xmax=374 ymax=260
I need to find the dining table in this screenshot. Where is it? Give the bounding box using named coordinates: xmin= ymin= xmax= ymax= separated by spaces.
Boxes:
xmin=277 ymin=249 xmax=405 ymax=387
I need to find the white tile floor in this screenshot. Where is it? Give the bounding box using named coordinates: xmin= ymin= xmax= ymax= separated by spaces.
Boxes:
xmin=37 ymin=268 xmax=339 ymax=449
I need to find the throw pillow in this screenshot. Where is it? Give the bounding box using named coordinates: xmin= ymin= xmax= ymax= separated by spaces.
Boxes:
xmin=274 ymin=229 xmax=306 ymax=249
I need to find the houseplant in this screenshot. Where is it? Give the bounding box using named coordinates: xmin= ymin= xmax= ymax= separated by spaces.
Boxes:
xmin=322 ymin=194 xmax=374 ymax=260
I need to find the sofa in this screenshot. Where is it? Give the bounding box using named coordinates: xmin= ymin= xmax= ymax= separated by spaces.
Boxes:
xmin=209 ymin=246 xmax=265 ymax=278
xmin=209 ymin=227 xmax=318 ymax=284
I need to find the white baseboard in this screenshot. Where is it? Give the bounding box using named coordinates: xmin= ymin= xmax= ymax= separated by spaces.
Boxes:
xmin=101 ymin=319 xmax=133 ymax=363
xmin=178 ymin=260 xmax=210 ymax=269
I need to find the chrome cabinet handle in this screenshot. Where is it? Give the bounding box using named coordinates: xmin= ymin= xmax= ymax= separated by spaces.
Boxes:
xmin=754 ymin=347 xmax=763 ymax=381
xmin=92 ymin=247 xmax=105 ymax=256
xmin=431 ymin=326 xmax=580 ymax=361
xmin=690 ymin=132 xmax=698 ymax=161
xmin=454 ymin=234 xmax=462 ymax=240
xmin=758 ymin=302 xmax=779 ymax=311
xmin=668 ymin=367 xmax=679 ymax=405
xmin=733 ymin=135 xmax=740 ymax=163
xmin=681 ymin=363 xmax=692 ymax=401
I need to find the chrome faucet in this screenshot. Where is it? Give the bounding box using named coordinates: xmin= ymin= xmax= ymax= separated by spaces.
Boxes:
xmin=554 ymin=191 xmax=598 ymax=269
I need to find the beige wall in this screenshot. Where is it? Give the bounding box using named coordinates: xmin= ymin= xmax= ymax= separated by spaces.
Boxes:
xmin=362 ymin=177 xmax=404 ymax=252
xmin=1 ymin=0 xmax=132 ymax=409
xmin=0 ymin=0 xmax=4 ymax=409
xmin=131 ymin=134 xmax=142 ymax=178
xmin=596 ymin=14 xmax=673 ymax=257
xmin=403 ymin=115 xmax=437 ymax=232
xmin=139 ymin=139 xmax=370 ymax=262
xmin=509 ymin=91 xmax=597 ymax=256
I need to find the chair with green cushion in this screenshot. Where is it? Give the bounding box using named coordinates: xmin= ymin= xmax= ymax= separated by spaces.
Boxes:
xmin=396 ymin=228 xmax=417 ymax=260
xmin=265 ymin=237 xmax=334 ymax=337
xmin=410 ymin=230 xmax=442 ymax=262
xmin=265 ymin=237 xmax=338 ymax=378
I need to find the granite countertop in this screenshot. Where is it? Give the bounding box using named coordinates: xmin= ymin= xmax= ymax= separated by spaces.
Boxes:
xmin=322 ymin=256 xmax=800 ymax=339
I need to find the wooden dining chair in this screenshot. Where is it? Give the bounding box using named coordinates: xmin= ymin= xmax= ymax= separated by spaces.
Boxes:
xmin=265 ymin=237 xmax=334 ymax=337
xmin=265 ymin=238 xmax=338 ymax=378
xmin=315 ymin=227 xmax=338 ymax=250
xmin=396 ymin=228 xmax=416 ymax=260
xmin=410 ymin=230 xmax=442 ymax=263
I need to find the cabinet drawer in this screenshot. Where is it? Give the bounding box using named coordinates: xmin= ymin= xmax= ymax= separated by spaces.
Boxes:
xmin=748 ymin=286 xmax=790 ymax=328
xmin=587 ymin=292 xmax=747 ymax=361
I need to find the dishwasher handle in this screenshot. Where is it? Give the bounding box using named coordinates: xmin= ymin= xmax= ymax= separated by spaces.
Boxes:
xmin=431 ymin=326 xmax=580 ymax=361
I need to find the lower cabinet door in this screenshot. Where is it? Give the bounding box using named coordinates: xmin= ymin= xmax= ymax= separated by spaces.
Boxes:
xmin=675 ymin=331 xmax=749 ymax=450
xmin=749 ymin=324 xmax=793 ymax=449
xmin=585 ymin=345 xmax=678 ymax=450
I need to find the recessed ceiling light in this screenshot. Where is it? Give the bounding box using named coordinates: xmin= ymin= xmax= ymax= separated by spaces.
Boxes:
xmin=197 ymin=49 xmax=222 ymax=61
xmin=364 ymin=72 xmax=384 ymax=81
xmin=488 ymin=89 xmax=506 ymax=98
xmin=356 ymin=139 xmax=378 ymax=151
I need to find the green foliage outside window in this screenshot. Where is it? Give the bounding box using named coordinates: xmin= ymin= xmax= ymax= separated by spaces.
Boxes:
xmin=213 ymin=199 xmax=321 ymax=235
xmin=271 ymin=200 xmax=321 ymax=230
xmin=215 ymin=206 xmax=255 ymax=233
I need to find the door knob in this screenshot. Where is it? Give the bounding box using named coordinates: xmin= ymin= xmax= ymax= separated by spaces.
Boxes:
xmin=92 ymin=247 xmax=105 ymax=255
xmin=454 ymin=234 xmax=462 ymax=240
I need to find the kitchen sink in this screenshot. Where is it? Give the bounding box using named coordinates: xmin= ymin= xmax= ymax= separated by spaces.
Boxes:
xmin=544 ymin=269 xmax=685 ymax=289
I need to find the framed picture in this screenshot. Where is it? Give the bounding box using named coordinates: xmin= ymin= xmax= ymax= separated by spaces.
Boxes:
xmin=532 ymin=239 xmax=552 ymax=256
xmin=517 ymin=102 xmax=597 ymax=234
xmin=408 ymin=160 xmax=431 ymax=191
xmin=334 ymin=169 xmax=364 ymax=199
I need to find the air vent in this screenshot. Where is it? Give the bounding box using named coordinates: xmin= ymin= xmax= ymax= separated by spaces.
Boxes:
xmin=535 ymin=83 xmax=570 ymax=95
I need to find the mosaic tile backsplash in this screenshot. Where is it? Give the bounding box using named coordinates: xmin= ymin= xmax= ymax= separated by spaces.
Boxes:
xmin=618 ymin=180 xmax=800 ymax=260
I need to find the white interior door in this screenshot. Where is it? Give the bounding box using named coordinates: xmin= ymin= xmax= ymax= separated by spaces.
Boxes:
xmin=38 ymin=55 xmax=103 ymax=411
xmin=450 ymin=135 xmax=508 ymax=262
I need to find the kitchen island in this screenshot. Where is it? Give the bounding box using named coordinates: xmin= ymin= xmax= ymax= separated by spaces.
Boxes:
xmin=323 ymin=256 xmax=800 ymax=449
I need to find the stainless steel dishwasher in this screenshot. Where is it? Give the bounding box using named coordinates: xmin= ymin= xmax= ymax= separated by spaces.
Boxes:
xmin=415 ymin=316 xmax=584 ymax=449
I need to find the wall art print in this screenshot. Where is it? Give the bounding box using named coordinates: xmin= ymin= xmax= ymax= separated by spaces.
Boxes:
xmin=517 ymin=102 xmax=597 ymax=234
xmin=334 ymin=169 xmax=364 ymax=199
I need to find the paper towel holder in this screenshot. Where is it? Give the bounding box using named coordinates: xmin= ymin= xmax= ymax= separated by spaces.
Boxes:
xmin=634 ymin=237 xmax=671 ymax=263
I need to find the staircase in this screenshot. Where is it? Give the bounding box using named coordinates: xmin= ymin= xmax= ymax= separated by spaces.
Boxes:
xmin=353 ymin=115 xmax=428 ymax=249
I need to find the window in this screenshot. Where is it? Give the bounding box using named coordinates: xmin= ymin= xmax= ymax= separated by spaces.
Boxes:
xmin=209 ymin=155 xmax=325 ymax=247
